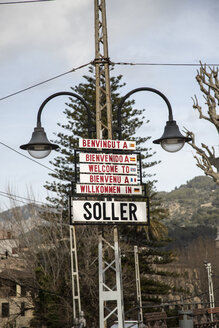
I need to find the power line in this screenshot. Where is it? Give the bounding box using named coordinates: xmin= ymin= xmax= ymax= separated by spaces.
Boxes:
xmin=0 ymin=0 xmax=54 ymax=4
xmin=0 ymin=192 xmax=30 ymax=206
xmin=0 ymin=71 xmax=71 ymax=101
xmin=0 ymin=61 xmax=92 ymax=101
xmin=0 ymin=190 xmax=50 ymax=207
xmin=108 ymin=286 xmax=219 ymax=327
xmin=0 ymin=275 xmax=72 ymax=301
xmin=0 ymin=141 xmax=73 ymax=205
xmin=0 ymin=190 xmax=48 ymax=206
xmin=0 ymin=193 xmax=48 ymax=212
xmin=112 ymin=61 xmax=219 ymax=67
xmin=1 ymin=60 xmax=218 ymax=102
xmin=0 ymin=141 xmax=56 ymax=173
xmin=0 ymin=192 xmax=54 ymax=211
xmin=0 ymin=141 xmax=75 ymax=182
xmin=0 ymin=191 xmax=64 ymax=214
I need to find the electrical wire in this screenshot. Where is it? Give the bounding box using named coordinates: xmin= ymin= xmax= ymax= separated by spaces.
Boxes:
xmin=0 ymin=275 xmax=73 ymax=301
xmin=0 ymin=61 xmax=92 ymax=101
xmin=1 ymin=235 xmax=218 ymax=305
xmin=0 ymin=192 xmax=58 ymax=213
xmin=0 ymin=191 xmax=48 ymax=208
xmin=0 ymin=271 xmax=217 ymax=325
xmin=112 ymin=61 xmax=219 ymax=67
xmin=1 ymin=60 xmax=218 ymax=102
xmin=0 ymin=141 xmax=75 ymax=181
xmin=0 ymin=191 xmax=65 ymax=216
xmin=0 ymin=0 xmax=54 ymax=4
xmin=0 ymin=141 xmax=57 ymax=173
xmin=0 ymin=192 xmax=29 ymax=206
xmin=0 ymin=190 xmax=48 ymax=206
xmin=0 ymin=196 xmax=217 ymax=317
xmin=0 ymin=141 xmax=73 ymax=207
xmin=107 ymin=285 xmax=219 ymax=327
xmin=0 ymin=191 xmax=69 ymax=227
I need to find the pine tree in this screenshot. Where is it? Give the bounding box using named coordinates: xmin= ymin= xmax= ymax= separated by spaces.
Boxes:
xmin=44 ymin=66 xmax=158 ymax=209
xmin=39 ymin=67 xmax=176 ymax=326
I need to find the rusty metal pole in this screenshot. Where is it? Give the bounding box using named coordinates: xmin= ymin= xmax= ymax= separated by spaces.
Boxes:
xmin=94 ymin=1 xmax=125 ymax=327
xmin=94 ymin=0 xmax=112 ymax=140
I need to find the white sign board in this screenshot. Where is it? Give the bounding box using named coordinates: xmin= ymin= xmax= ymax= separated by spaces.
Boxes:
xmin=71 ymin=200 xmax=147 ymax=224
xmin=79 ymin=153 xmax=137 ymax=164
xmin=79 ymin=138 xmax=136 ymax=150
xmin=76 ymin=184 xmax=142 ymax=195
xmin=80 ymin=163 xmax=137 ymax=175
xmin=80 ymin=174 xmax=138 ymax=185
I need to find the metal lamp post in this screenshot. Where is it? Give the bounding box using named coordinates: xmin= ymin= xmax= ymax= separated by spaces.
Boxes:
xmin=20 ymin=87 xmax=192 ymax=328
xmin=20 ymin=89 xmax=191 ymax=159
xmin=115 ymin=87 xmax=191 ymax=327
xmin=19 ymin=0 xmax=193 ymax=326
xmin=117 ymin=87 xmax=191 ymax=153
xmin=20 ymin=91 xmax=94 ymax=327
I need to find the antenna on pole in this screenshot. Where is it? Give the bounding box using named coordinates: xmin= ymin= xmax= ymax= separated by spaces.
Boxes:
xmin=70 ymin=226 xmax=84 ymax=327
xmin=205 ymin=262 xmax=215 ymax=324
xmin=134 ymin=246 xmax=143 ymax=326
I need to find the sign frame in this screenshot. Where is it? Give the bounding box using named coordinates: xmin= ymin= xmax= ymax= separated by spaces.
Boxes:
xmin=79 ymin=152 xmax=137 ymax=164
xmin=76 ymin=184 xmax=143 ymax=195
xmin=74 ymin=149 xmax=143 ymax=195
xmin=69 ymin=146 xmax=149 ymax=226
xmin=78 ymin=138 xmax=136 ymax=151
xmin=70 ymin=196 xmax=150 ymax=226
xmin=79 ymin=163 xmax=138 ymax=175
xmin=79 ymin=173 xmax=138 ymax=185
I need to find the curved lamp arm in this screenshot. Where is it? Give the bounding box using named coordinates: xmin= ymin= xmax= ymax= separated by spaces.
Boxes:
xmin=37 ymin=91 xmax=93 ymax=137
xmin=117 ymin=87 xmax=173 ymax=140
xmin=116 ymin=87 xmax=191 ymax=152
xmin=20 ymin=91 xmax=94 ymax=159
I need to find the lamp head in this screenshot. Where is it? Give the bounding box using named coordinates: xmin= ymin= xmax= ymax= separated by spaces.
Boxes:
xmin=153 ymin=120 xmax=192 ymax=153
xmin=20 ymin=127 xmax=59 ymax=159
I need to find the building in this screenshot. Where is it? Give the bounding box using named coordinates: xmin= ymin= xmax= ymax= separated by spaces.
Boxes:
xmin=0 ymin=230 xmax=34 ymax=327
xmin=0 ymin=230 xmax=18 ymax=258
xmin=0 ymin=269 xmax=34 ymax=328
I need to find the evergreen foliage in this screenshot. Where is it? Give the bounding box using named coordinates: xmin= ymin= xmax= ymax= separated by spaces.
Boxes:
xmin=44 ymin=66 xmax=158 ymax=209
xmin=38 ymin=67 xmax=177 ymax=326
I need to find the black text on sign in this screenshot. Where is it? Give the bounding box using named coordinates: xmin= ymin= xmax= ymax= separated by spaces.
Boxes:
xmin=71 ymin=200 xmax=147 ymax=223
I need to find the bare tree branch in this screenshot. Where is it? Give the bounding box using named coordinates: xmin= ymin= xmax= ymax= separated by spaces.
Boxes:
xmin=184 ymin=64 xmax=219 ymax=184
xmin=194 ymin=64 xmax=219 ymax=132
xmin=183 ymin=128 xmax=219 ymax=184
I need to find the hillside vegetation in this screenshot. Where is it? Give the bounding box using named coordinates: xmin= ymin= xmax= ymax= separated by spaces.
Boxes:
xmin=156 ymin=176 xmax=218 ymax=249
xmin=157 ymin=175 xmax=219 ymax=227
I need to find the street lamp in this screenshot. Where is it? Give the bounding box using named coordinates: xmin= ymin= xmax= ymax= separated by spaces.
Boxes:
xmin=117 ymin=87 xmax=191 ymax=152
xmin=21 ymin=88 xmax=191 ymax=158
xmin=20 ymin=91 xmax=93 ymax=327
xmin=20 ymin=91 xmax=93 ymax=159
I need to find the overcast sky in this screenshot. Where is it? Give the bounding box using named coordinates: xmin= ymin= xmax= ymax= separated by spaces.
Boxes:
xmin=0 ymin=0 xmax=218 ymax=210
